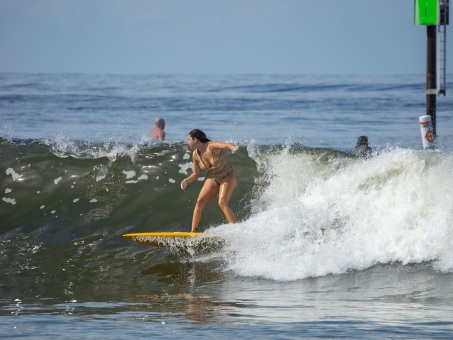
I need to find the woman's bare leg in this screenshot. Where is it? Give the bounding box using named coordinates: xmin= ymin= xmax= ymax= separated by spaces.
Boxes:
xmin=191 ymin=179 xmax=219 ymax=231
xmin=218 ymin=170 xmax=237 ymax=223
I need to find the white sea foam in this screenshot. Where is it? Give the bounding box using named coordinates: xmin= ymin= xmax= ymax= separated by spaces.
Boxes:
xmin=178 ymin=162 xmax=193 ymax=174
xmin=123 ymin=170 xmax=136 ymax=179
xmin=6 ymin=168 xmax=21 ymax=181
xmin=2 ymin=197 xmax=16 ymax=205
xmin=211 ymin=148 xmax=453 ymax=281
xmin=95 ymin=167 xmax=108 ymax=182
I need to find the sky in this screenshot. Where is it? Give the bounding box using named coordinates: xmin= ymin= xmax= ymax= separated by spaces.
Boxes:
xmin=0 ymin=0 xmax=451 ymax=75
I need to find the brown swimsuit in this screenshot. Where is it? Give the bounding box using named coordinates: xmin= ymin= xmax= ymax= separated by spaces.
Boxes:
xmin=195 ymin=143 xmax=233 ymax=185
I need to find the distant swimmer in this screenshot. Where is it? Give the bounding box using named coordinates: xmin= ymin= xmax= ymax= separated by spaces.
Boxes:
xmin=180 ymin=129 xmax=239 ymax=232
xmin=352 ymin=136 xmax=372 ymax=159
xmin=148 ymin=117 xmax=166 ymax=141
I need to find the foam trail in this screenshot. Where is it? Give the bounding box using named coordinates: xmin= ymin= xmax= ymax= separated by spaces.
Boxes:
xmin=213 ymin=148 xmax=453 ymax=281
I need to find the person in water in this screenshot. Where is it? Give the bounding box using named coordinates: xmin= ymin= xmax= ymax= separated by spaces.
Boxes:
xmin=148 ymin=117 xmax=166 ymax=141
xmin=180 ymin=129 xmax=239 ymax=232
xmin=352 ymin=135 xmax=372 ymax=159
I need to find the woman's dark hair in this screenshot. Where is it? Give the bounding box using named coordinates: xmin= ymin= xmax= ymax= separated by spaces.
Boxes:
xmin=189 ymin=129 xmax=211 ymax=143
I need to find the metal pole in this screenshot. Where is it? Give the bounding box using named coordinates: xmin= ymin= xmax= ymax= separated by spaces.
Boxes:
xmin=426 ymin=25 xmax=437 ymax=137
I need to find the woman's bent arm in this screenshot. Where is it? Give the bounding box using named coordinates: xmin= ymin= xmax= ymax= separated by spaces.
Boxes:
xmin=209 ymin=141 xmax=239 ymax=153
xmin=181 ymin=152 xmax=201 ymax=190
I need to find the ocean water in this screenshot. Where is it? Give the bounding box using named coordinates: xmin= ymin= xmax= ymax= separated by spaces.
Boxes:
xmin=1 ymin=73 xmax=453 ymax=338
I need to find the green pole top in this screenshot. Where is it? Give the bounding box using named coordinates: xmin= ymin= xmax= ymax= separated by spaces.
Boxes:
xmin=415 ymin=0 xmax=439 ymax=25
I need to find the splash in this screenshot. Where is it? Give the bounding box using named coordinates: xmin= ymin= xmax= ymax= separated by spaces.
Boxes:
xmin=212 ymin=148 xmax=453 ymax=281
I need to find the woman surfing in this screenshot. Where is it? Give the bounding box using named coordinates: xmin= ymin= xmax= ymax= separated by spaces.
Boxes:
xmin=180 ymin=129 xmax=239 ymax=232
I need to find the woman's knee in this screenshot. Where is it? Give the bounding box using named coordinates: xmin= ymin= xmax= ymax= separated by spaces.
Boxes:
xmin=218 ymin=198 xmax=230 ymax=211
xmin=196 ymin=196 xmax=210 ymax=208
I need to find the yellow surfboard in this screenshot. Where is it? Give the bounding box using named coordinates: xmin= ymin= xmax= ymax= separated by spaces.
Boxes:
xmin=122 ymin=232 xmax=223 ymax=248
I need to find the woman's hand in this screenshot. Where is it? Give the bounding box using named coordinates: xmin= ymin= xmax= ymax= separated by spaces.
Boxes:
xmin=231 ymin=145 xmax=239 ymax=154
xmin=181 ymin=179 xmax=188 ymax=190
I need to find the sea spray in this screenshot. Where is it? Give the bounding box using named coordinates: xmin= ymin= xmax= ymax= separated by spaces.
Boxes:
xmin=213 ymin=148 xmax=453 ymax=281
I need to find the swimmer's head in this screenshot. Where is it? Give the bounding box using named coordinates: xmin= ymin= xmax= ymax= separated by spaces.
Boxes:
xmin=356 ymin=136 xmax=368 ymax=146
xmin=155 ymin=117 xmax=165 ymax=129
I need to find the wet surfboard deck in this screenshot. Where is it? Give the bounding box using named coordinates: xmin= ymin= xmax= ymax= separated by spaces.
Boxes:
xmin=122 ymin=232 xmax=223 ymax=248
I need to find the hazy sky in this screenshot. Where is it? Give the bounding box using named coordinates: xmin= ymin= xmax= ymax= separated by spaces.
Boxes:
xmin=0 ymin=0 xmax=451 ymax=75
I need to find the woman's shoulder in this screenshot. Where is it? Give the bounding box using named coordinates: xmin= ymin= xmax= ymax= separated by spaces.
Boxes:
xmin=207 ymin=141 xmax=222 ymax=154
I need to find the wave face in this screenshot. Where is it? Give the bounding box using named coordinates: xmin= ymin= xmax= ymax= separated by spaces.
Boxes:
xmin=0 ymin=139 xmax=260 ymax=235
xmin=2 ymin=138 xmax=453 ymax=283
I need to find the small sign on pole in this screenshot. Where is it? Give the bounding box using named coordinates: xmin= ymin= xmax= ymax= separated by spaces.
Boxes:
xmin=415 ymin=0 xmax=440 ymax=25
